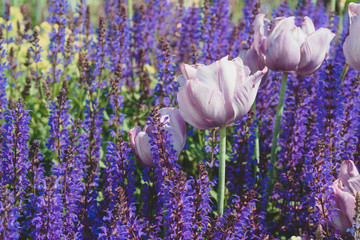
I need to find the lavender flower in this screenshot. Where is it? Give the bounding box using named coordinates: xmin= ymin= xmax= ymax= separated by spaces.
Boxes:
xmin=47 ymin=88 xmax=71 ymax=160
xmin=1 ymin=99 xmax=31 ymax=205
xmin=0 ymin=27 xmax=8 ymax=109
xmin=31 ymin=176 xmax=64 ymax=239
xmin=192 ymin=162 xmax=213 ymax=239
xmin=0 ymin=187 xmax=20 ymax=240
xmin=47 ymin=0 xmax=69 ymax=83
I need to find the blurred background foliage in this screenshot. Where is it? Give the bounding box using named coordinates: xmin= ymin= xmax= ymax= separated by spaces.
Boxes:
xmin=1 ymin=0 xmax=359 ymax=26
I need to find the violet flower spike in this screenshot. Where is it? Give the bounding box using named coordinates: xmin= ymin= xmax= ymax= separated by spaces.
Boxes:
xmin=177 ymin=56 xmax=267 ymax=130
xmin=343 ymin=2 xmax=360 ymax=72
xmin=129 ymin=107 xmax=186 ymax=167
xmin=253 ymin=14 xmax=335 ymax=76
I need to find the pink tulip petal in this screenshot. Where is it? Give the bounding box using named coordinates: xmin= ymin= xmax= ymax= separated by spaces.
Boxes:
xmin=144 ymin=124 xmax=155 ymax=135
xmin=334 ymin=186 xmax=356 ymax=225
xmin=254 ymin=14 xmax=271 ymax=56
xmin=330 ymin=179 xmax=355 ymax=233
xmin=187 ymin=79 xmax=227 ymax=127
xmin=344 ymin=16 xmax=360 ymax=71
xmin=265 ymin=30 xmax=301 ymax=72
xmin=301 ymin=16 xmax=315 ymax=35
xmin=129 ymin=126 xmax=141 ymax=149
xmin=339 ymin=160 xmax=360 ymax=183
xmin=291 ymin=27 xmax=307 ymax=46
xmin=231 ymin=67 xmax=267 ymax=122
xmin=219 ymin=56 xmax=237 ymax=100
xmin=196 ymin=61 xmax=222 ymax=91
xmin=180 ymin=63 xmax=198 ymax=80
xmin=348 ymin=175 xmax=360 ymax=195
xmin=159 ymin=108 xmax=186 ymax=152
xmin=349 ymin=2 xmax=360 ymax=24
xmin=177 ymin=84 xmax=213 ymax=130
xmin=177 ymin=75 xmax=187 ymax=87
xmin=135 ymin=132 xmax=154 ymax=167
xmin=265 ymin=17 xmax=296 ymax=50
xmin=239 ymin=47 xmax=262 ymax=76
xmin=331 ymin=209 xmax=354 ymax=234
xmin=297 ymin=28 xmax=335 ymax=76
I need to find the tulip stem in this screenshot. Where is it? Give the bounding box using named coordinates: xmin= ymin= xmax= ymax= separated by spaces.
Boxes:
xmin=218 ymin=125 xmax=226 ymax=215
xmin=128 ymin=0 xmax=133 ymax=27
xmin=252 ymin=102 xmax=260 ymax=180
xmin=268 ymin=72 xmax=288 ymax=195
xmin=331 ymin=0 xmax=336 ymax=12
xmin=341 ymin=63 xmax=349 ymax=82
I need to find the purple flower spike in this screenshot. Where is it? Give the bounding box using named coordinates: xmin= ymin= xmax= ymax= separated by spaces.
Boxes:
xmin=129 ymin=107 xmax=186 ymax=167
xmin=343 ymin=3 xmax=360 ymax=71
xmin=177 ymin=56 xmax=267 ymax=130
xmin=252 ymin=14 xmax=335 ymax=75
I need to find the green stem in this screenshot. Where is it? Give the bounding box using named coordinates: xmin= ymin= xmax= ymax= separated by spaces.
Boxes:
xmin=198 ymin=129 xmax=203 ymax=146
xmin=128 ymin=0 xmax=133 ymax=27
xmin=268 ymin=72 xmax=288 ymax=194
xmin=331 ymin=0 xmax=336 ymax=12
xmin=217 ymin=125 xmax=226 ymax=215
xmin=340 ymin=63 xmax=349 ymax=82
xmin=339 ymin=11 xmax=344 ymax=34
xmin=252 ymin=102 xmax=260 ymax=180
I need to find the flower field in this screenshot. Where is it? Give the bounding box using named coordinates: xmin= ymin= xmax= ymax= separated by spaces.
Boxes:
xmin=1 ymin=0 xmax=360 ymax=239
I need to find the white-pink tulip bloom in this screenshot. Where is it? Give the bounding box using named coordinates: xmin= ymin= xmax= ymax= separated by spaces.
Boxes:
xmin=177 ymin=56 xmax=267 ymax=130
xmin=253 ymin=14 xmax=335 ymax=75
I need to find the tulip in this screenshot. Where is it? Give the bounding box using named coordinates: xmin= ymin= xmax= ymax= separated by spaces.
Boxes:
xmin=176 ymin=56 xmax=267 ymax=130
xmin=129 ymin=107 xmax=186 ymax=167
xmin=330 ymin=160 xmax=360 ymax=233
xmin=177 ymin=56 xmax=267 ymax=215
xmin=343 ymin=3 xmax=360 ymax=71
xmin=253 ymin=14 xmax=335 ymax=76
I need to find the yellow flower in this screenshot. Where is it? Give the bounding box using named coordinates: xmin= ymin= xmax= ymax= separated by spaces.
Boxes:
xmin=10 ymin=7 xmax=23 ymax=22
xmin=144 ymin=64 xmax=155 ymax=75
xmin=40 ymin=22 xmax=52 ymax=34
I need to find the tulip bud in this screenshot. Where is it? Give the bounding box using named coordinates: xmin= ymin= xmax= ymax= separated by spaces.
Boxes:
xmin=329 ymin=160 xmax=360 ymax=233
xmin=129 ymin=108 xmax=186 ymax=167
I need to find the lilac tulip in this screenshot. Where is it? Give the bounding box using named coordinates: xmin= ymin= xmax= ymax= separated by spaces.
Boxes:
xmin=253 ymin=14 xmax=335 ymax=75
xmin=343 ymin=3 xmax=360 ymax=71
xmin=129 ymin=108 xmax=186 ymax=167
xmin=240 ymin=46 xmax=270 ymax=85
xmin=176 ymin=56 xmax=267 ymax=130
xmin=330 ymin=160 xmax=360 ymax=233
